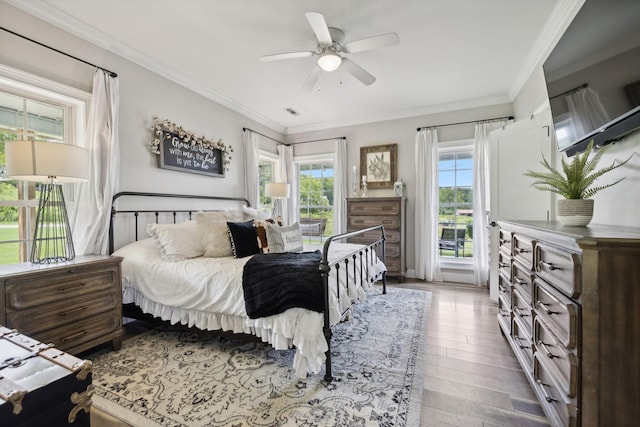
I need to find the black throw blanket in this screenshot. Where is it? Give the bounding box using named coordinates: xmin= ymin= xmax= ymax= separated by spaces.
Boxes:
xmin=242 ymin=250 xmax=324 ymax=319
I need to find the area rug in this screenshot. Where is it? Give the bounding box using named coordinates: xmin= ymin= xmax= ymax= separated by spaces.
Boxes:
xmin=89 ymin=287 xmax=431 ymax=427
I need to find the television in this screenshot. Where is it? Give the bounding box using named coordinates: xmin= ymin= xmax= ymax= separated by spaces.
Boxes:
xmin=543 ymin=0 xmax=640 ymax=156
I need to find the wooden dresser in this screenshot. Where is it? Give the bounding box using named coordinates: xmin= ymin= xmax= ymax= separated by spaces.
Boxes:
xmin=346 ymin=197 xmax=406 ymax=282
xmin=0 ymin=255 xmax=124 ymax=355
xmin=496 ymin=220 xmax=640 ymax=427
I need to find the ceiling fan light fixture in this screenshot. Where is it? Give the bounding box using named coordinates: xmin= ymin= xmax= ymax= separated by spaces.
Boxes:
xmin=317 ymin=53 xmax=342 ymax=72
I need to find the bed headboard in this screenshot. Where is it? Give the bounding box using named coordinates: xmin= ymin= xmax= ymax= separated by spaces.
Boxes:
xmin=109 ymin=191 xmax=250 ymax=253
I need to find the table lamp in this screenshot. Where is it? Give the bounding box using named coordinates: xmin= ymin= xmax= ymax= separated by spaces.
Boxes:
xmin=6 ymin=140 xmax=89 ymax=264
xmin=265 ymin=182 xmax=290 ymax=219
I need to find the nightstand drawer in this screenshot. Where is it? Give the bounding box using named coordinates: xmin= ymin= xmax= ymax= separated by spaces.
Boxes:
xmin=6 ymin=267 xmax=118 ymax=310
xmin=32 ymin=309 xmax=122 ymax=352
xmin=6 ymin=290 xmax=120 ymax=336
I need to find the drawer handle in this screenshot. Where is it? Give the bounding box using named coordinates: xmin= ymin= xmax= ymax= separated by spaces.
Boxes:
xmin=58 ymin=282 xmax=86 ymax=292
xmin=513 ymin=306 xmax=530 ymax=318
xmin=499 ymin=239 xmax=511 ymax=245
xmin=515 ymin=336 xmax=530 ymax=349
xmin=514 ymin=247 xmax=530 ymax=254
xmin=537 ymin=340 xmax=556 ymax=359
xmin=513 ymin=277 xmax=527 ymax=286
xmin=536 ymin=301 xmax=557 ymax=315
xmin=61 ymin=330 xmax=88 ymax=342
xmin=540 ymin=261 xmax=560 ymax=271
xmin=536 ymin=380 xmax=558 ymax=403
xmin=498 ymin=262 xmax=509 ymax=268
xmin=60 ymin=306 xmax=88 ymax=317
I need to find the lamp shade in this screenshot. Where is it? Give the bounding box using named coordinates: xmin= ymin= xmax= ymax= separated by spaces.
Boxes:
xmin=317 ymin=53 xmax=342 ymax=72
xmin=265 ymin=182 xmax=290 ymax=198
xmin=5 ymin=140 xmax=89 ymax=183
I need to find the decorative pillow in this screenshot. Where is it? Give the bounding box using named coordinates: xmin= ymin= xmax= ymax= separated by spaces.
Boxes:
xmin=195 ymin=210 xmax=245 ymax=257
xmin=227 ymin=220 xmax=260 ymax=258
xmin=265 ymin=222 xmax=303 ymax=253
xmin=146 ymin=221 xmax=204 ymax=261
xmin=254 ymin=218 xmax=283 ymax=253
xmin=242 ymin=206 xmax=271 ymax=220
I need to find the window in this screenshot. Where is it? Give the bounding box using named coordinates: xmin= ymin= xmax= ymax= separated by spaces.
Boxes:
xmin=297 ymin=158 xmax=334 ymax=244
xmin=438 ymin=145 xmax=473 ymax=259
xmin=0 ymin=67 xmax=88 ymax=265
xmin=258 ymin=155 xmax=277 ymax=213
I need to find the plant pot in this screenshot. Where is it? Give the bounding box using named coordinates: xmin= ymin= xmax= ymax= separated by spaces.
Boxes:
xmin=558 ymin=199 xmax=594 ymax=226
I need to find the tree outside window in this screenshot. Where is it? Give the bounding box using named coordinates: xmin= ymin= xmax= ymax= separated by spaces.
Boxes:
xmin=298 ymin=161 xmax=334 ymax=244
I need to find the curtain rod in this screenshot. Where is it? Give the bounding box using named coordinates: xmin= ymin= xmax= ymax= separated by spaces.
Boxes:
xmin=0 ymin=26 xmax=118 ymax=78
xmin=549 ymin=83 xmax=588 ymax=100
xmin=243 ymin=127 xmax=345 ymax=145
xmin=416 ymin=115 xmax=514 ymax=132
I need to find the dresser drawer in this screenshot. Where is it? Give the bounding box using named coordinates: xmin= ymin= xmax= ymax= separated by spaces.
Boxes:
xmin=6 ymin=267 xmax=119 ymax=310
xmin=348 ymin=200 xmax=400 ymax=216
xmin=497 ymin=294 xmax=511 ymax=335
xmin=513 ymin=315 xmax=534 ymax=368
xmin=498 ymin=250 xmax=511 ymax=281
xmin=348 ymin=228 xmax=400 ymax=244
xmin=512 ymin=260 xmax=534 ymax=304
xmin=535 ymin=242 xmax=581 ymax=298
xmin=384 ymin=257 xmax=402 ymax=274
xmin=498 ymin=271 xmax=512 ymax=306
xmin=534 ymin=316 xmax=578 ymax=397
xmin=499 ymin=229 xmax=513 ymax=256
xmin=511 ymin=288 xmax=532 ymax=337
xmin=6 ymin=290 xmax=120 ymax=336
xmin=512 ymin=234 xmax=535 ymax=270
xmin=533 ymin=278 xmax=579 ymax=349
xmin=30 ymin=309 xmax=122 ymax=353
xmin=533 ymin=354 xmax=578 ymax=427
xmin=349 ymin=215 xmax=400 ymax=230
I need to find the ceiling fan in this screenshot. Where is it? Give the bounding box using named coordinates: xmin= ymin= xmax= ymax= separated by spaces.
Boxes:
xmin=260 ymin=12 xmax=399 ymax=90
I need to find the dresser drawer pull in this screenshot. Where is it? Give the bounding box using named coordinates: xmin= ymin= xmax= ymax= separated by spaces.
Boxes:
xmin=498 ymin=262 xmax=509 ymax=268
xmin=58 ymin=282 xmax=86 ymax=292
xmin=515 ymin=336 xmax=530 ymax=349
xmin=61 ymin=330 xmax=88 ymax=342
xmin=536 ymin=380 xmax=558 ymax=402
xmin=514 ymin=248 xmax=530 ymax=254
xmin=513 ymin=306 xmax=530 ymax=318
xmin=499 ymin=239 xmax=511 ymax=245
xmin=60 ymin=306 xmax=88 ymax=317
xmin=513 ymin=277 xmax=527 ymax=286
xmin=537 ymin=340 xmax=556 ymax=359
xmin=536 ymin=301 xmax=557 ymax=315
xmin=540 ymin=261 xmax=560 ymax=271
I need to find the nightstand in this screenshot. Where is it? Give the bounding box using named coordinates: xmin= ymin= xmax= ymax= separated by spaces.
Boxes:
xmin=0 ymin=255 xmax=124 ymax=355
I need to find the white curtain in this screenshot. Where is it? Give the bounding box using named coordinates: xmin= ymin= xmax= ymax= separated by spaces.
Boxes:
xmin=70 ymin=69 xmax=119 ymax=255
xmin=414 ymin=128 xmax=442 ymax=282
xmin=566 ymin=87 xmax=610 ymax=141
xmin=472 ymin=120 xmax=508 ymax=286
xmin=242 ymin=129 xmax=260 ymax=208
xmin=333 ymin=138 xmax=348 ymax=234
xmin=277 ymin=144 xmax=297 ymax=225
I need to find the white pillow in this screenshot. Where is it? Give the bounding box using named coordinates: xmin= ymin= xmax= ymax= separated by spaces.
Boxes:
xmin=194 ymin=211 xmax=245 ymax=257
xmin=146 ymin=221 xmax=203 ymax=261
xmin=242 ymin=206 xmax=271 ymax=220
xmin=265 ymin=222 xmax=303 ymax=253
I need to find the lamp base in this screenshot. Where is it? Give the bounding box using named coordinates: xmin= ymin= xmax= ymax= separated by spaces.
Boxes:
xmin=31 ymin=183 xmax=76 ymax=264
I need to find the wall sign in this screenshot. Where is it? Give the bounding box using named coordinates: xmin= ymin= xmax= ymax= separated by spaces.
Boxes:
xmin=149 ymin=117 xmax=232 ymax=177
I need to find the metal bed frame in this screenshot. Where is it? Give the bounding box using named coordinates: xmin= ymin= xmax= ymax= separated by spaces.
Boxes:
xmin=109 ymin=191 xmax=387 ymax=381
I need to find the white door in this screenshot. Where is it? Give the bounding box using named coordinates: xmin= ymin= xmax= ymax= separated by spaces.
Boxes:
xmin=488 ymin=109 xmax=555 ymax=300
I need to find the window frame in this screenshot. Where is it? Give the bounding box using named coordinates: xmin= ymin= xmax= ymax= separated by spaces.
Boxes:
xmin=257 ymin=150 xmax=278 ymax=213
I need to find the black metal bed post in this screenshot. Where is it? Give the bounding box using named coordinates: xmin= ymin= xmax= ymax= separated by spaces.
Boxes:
xmin=319 ymin=256 xmax=333 ymax=382
xmin=381 ymin=230 xmax=387 ymax=294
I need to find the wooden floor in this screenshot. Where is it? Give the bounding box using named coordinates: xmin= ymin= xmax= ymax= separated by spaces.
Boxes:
xmin=400 ymin=280 xmax=550 ymax=427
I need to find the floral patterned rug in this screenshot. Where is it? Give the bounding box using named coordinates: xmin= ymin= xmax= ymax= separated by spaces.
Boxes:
xmin=90 ymin=287 xmax=430 ymax=427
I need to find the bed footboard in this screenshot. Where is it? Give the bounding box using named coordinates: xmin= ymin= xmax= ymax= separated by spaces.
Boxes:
xmin=320 ymin=225 xmax=386 ymax=382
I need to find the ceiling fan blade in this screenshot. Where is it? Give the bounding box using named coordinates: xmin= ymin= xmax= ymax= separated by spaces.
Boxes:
xmin=305 ymin=12 xmax=333 ymax=44
xmin=345 ymin=33 xmax=400 ymax=53
xmin=341 ymin=58 xmax=376 ymax=86
xmin=260 ymin=51 xmax=314 ymax=62
xmin=302 ymin=65 xmax=322 ymax=91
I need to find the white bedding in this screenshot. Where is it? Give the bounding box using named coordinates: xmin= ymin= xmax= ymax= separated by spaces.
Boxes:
xmin=113 ymin=238 xmax=386 ymax=377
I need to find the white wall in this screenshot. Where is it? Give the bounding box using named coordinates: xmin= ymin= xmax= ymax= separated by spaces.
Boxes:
xmin=514 ymin=66 xmax=640 ymax=228
xmin=0 ymin=3 xmax=285 ymax=202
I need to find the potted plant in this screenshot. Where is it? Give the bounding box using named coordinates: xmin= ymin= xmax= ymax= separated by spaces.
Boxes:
xmin=523 ymin=140 xmax=631 ymax=226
